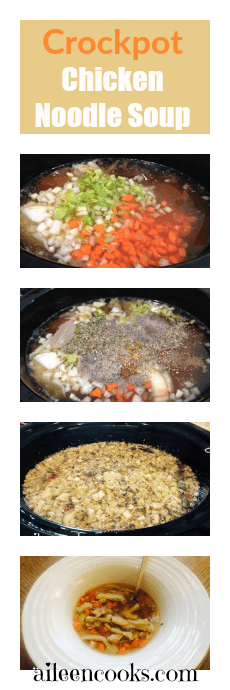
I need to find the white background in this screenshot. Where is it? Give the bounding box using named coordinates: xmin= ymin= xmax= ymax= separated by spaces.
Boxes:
xmin=2 ymin=0 xmax=229 ymax=686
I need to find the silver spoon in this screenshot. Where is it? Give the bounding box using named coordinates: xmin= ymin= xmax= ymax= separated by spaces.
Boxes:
xmin=131 ymin=556 xmax=149 ymax=601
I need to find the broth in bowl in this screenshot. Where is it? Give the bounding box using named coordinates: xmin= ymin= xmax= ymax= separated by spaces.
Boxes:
xmin=73 ymin=582 xmax=160 ymax=655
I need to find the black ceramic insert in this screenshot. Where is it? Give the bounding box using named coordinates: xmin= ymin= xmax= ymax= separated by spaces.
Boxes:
xmin=20 ymin=288 xmax=210 ymax=402
xmin=20 ymin=154 xmax=210 ymax=268
xmin=20 ymin=422 xmax=210 ymax=536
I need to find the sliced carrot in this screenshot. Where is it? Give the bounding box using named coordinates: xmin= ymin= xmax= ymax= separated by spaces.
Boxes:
xmin=122 ymin=194 xmax=134 ymax=202
xmin=168 ymin=231 xmax=177 ymax=243
xmin=97 ymin=235 xmax=105 ymax=246
xmin=145 ymin=381 xmax=152 ymax=389
xmin=91 ymin=246 xmax=104 ymax=258
xmin=169 ymin=254 xmax=179 ymax=264
xmin=87 ymin=590 xmax=96 ymax=599
xmin=131 ymin=639 xmax=148 ymax=648
xmin=73 ymin=206 xmax=194 ymax=269
xmin=107 ymin=383 xmax=118 ymax=390
xmin=119 ymin=642 xmax=131 ymax=654
xmin=81 ymin=243 xmax=91 ymax=255
xmin=94 ymin=224 xmax=104 ymax=234
xmin=127 ymin=384 xmax=134 ymax=390
xmin=97 ymin=642 xmax=105 ymax=652
xmin=73 ymin=618 xmax=81 ymax=631
xmin=91 ymin=388 xmax=102 ymax=398
xmin=69 ymin=219 xmax=81 ymax=228
xmin=71 ymin=249 xmax=82 ymax=259
xmin=127 ymin=203 xmax=137 ymax=210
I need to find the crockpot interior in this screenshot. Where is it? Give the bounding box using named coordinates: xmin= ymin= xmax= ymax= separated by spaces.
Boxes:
xmin=20 ymin=288 xmax=210 ymax=402
xmin=20 ymin=155 xmax=210 ymax=268
xmin=20 ymin=422 xmax=210 ymax=536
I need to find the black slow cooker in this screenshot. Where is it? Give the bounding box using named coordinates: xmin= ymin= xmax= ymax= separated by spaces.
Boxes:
xmin=20 ymin=288 xmax=210 ymax=402
xmin=20 ymin=422 xmax=210 ymax=536
xmin=20 ymin=154 xmax=210 ymax=268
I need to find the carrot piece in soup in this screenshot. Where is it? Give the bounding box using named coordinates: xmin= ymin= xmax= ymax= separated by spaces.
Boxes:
xmin=69 ymin=219 xmax=81 ymax=228
xmin=168 ymin=231 xmax=177 ymax=243
xmin=91 ymin=389 xmax=102 ymax=398
xmin=122 ymin=194 xmax=134 ymax=202
xmin=97 ymin=235 xmax=105 ymax=246
xmin=97 ymin=642 xmax=105 ymax=652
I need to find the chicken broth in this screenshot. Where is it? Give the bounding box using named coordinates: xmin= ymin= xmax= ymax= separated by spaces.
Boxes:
xmin=20 ymin=159 xmax=209 ymax=267
xmin=27 ymin=298 xmax=210 ymax=402
xmin=73 ymin=582 xmax=160 ymax=655
xmin=23 ymin=442 xmax=200 ymax=530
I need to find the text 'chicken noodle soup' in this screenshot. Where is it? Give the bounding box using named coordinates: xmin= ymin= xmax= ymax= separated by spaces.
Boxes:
xmin=73 ymin=582 xmax=160 ymax=655
xmin=27 ymin=299 xmax=210 ymax=402
xmin=20 ymin=160 xmax=209 ymax=267
xmin=23 ymin=442 xmax=200 ymax=530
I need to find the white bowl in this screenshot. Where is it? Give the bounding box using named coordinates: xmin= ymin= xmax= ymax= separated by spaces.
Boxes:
xmin=22 ymin=557 xmax=210 ymax=671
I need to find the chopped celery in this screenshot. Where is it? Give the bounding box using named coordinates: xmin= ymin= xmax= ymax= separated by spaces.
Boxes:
xmin=54 ymin=170 xmax=149 ymax=221
xmin=67 ymin=353 xmax=78 ymax=364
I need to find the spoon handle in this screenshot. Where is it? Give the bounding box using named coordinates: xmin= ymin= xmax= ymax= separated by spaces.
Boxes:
xmin=134 ymin=556 xmax=149 ymax=595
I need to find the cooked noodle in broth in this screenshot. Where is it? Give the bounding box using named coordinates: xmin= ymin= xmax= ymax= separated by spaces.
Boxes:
xmin=73 ymin=582 xmax=160 ymax=655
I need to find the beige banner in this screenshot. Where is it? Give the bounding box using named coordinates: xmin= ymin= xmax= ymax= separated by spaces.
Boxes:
xmin=20 ymin=20 xmax=210 ymax=134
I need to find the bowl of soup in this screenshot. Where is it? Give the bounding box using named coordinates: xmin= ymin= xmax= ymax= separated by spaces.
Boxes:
xmin=20 ymin=156 xmax=210 ymax=268
xmin=22 ymin=556 xmax=210 ymax=671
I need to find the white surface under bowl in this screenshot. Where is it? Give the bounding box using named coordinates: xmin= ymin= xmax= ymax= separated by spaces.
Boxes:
xmin=22 ymin=556 xmax=210 ymax=671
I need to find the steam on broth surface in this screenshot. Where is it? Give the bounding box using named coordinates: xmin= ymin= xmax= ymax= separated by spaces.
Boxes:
xmin=20 ymin=160 xmax=209 ymax=267
xmin=73 ymin=582 xmax=160 ymax=655
xmin=27 ymin=298 xmax=210 ymax=402
xmin=23 ymin=441 xmax=200 ymax=530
